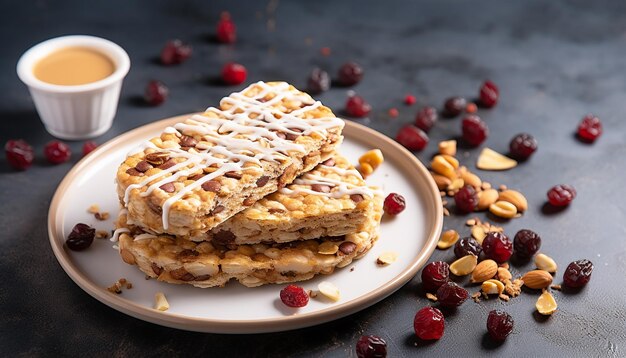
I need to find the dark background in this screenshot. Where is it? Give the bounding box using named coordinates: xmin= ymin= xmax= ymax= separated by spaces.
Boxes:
xmin=1 ymin=0 xmax=626 ymax=356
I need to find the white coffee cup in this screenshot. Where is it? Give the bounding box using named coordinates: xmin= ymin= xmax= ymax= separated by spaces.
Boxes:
xmin=17 ymin=35 xmax=130 ymax=140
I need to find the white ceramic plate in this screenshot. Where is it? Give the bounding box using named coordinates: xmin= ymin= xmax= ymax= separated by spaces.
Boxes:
xmin=48 ymin=115 xmax=442 ymax=333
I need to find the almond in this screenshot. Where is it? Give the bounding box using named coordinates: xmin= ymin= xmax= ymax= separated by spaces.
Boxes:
xmin=449 ymin=254 xmax=478 ymax=276
xmin=498 ymin=190 xmax=528 ymax=212
xmin=377 ymin=251 xmax=398 ymax=265
xmin=535 ymin=253 xmax=558 ymax=273
xmin=497 ymin=267 xmax=513 ymax=281
xmin=437 ymin=229 xmax=460 ymax=250
xmin=431 ymin=173 xmax=452 ymax=190
xmin=461 ymin=171 xmax=482 ymax=189
xmin=477 ymin=189 xmax=499 ymax=211
xmin=471 ymin=259 xmax=498 ymax=283
xmin=522 ymin=270 xmax=553 ymax=289
xmin=438 ymin=140 xmax=457 ymax=156
xmin=476 ymin=147 xmax=518 ymax=171
xmin=536 ymin=290 xmax=557 ymax=315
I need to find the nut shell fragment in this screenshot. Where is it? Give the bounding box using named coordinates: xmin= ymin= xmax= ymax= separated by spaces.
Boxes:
xmin=377 ymin=251 xmax=398 ymax=265
xmin=481 ymin=279 xmax=505 ymax=295
xmin=536 ymin=290 xmax=557 ymax=315
xmin=477 ymin=148 xmax=517 ymax=171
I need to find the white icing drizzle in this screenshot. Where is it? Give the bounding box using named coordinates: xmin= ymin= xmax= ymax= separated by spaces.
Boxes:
xmin=134 ymin=233 xmax=157 ymax=241
xmin=279 ymin=161 xmax=374 ymax=199
xmin=122 ymin=81 xmax=344 ymax=230
xmin=109 ymin=228 xmax=130 ymax=242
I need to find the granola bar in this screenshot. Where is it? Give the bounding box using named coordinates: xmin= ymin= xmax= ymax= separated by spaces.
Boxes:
xmin=117 ymin=81 xmax=344 ymax=237
xmin=116 ymin=192 xmax=383 ymax=288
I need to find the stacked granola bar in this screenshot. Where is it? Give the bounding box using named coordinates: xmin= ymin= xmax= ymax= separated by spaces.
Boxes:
xmin=115 ymin=81 xmax=383 ymax=287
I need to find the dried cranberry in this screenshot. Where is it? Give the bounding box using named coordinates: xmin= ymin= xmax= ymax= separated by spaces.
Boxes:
xmin=563 ymin=259 xmax=593 ymax=288
xmin=307 ymin=68 xmax=330 ymax=94
xmin=454 ymin=185 xmax=478 ymax=213
xmin=216 ymin=12 xmax=236 ymax=44
xmin=396 ymin=125 xmax=428 ymax=151
xmin=414 ymin=106 xmax=438 ymax=132
xmin=355 ymin=335 xmax=387 ymax=358
xmin=44 ymin=141 xmax=71 ymax=164
xmin=436 ymin=281 xmax=469 ymax=307
xmin=5 ymin=139 xmax=34 ymax=170
xmin=279 ymin=284 xmax=309 ymax=307
xmin=222 ymin=62 xmax=247 ymax=85
xmin=383 ymin=193 xmax=406 ymax=215
xmin=577 ymin=114 xmax=602 ymax=142
xmin=421 ymin=261 xmax=449 ymax=292
xmin=482 ymin=232 xmax=513 ymax=263
xmin=454 ymin=237 xmax=482 ymax=259
xmin=513 ymin=229 xmax=541 ymax=259
xmin=479 ymin=80 xmax=499 ymax=108
xmin=145 ymin=80 xmax=169 ymax=106
xmin=388 ymin=108 xmax=399 ymax=118
xmin=443 ymin=97 xmax=466 ymax=117
xmin=345 ymin=94 xmax=371 ymax=117
xmin=160 ymin=40 xmax=192 ymax=65
xmin=461 ymin=115 xmax=489 ymax=147
xmin=66 ymin=223 xmax=95 ymax=251
xmin=465 ymin=102 xmax=477 ymax=114
xmin=404 ymin=94 xmax=416 ymax=105
xmin=509 ymin=133 xmax=537 ymax=160
xmin=486 ymin=310 xmax=514 ymax=341
xmin=413 ymin=306 xmax=445 ymax=340
xmin=547 ymin=184 xmax=576 ymax=206
xmin=82 ymin=141 xmax=98 ymax=157
xmin=338 ymin=62 xmax=363 ymax=86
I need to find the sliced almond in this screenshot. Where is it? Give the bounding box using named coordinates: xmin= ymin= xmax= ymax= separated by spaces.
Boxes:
xmin=535 ymin=253 xmax=558 ymax=273
xmin=154 ymin=292 xmax=169 ymax=311
xmin=522 ymin=270 xmax=553 ymax=289
xmin=377 ymin=251 xmax=398 ymax=265
xmin=477 ymin=148 xmax=518 ymax=171
xmin=477 ymin=189 xmax=499 ymax=211
xmin=318 ymin=281 xmax=341 ymax=301
xmin=449 ymin=254 xmax=478 ymax=276
xmin=471 ymin=226 xmax=487 ymax=244
xmin=438 ymin=140 xmax=457 ymax=156
xmin=481 ymin=279 xmax=505 ymax=295
xmin=437 ymin=230 xmax=460 ymax=250
xmin=536 ymin=290 xmax=557 ymax=315
xmin=489 ymin=201 xmax=518 ymax=219
xmin=431 ymin=155 xmax=457 ymax=180
xmin=471 ymin=259 xmax=498 ymax=283
xmin=498 ymin=190 xmax=528 ymax=212
xmin=87 ymin=204 xmax=100 ymax=214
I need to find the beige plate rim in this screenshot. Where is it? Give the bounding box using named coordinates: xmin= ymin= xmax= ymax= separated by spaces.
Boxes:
xmin=48 ymin=115 xmax=443 ymax=333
